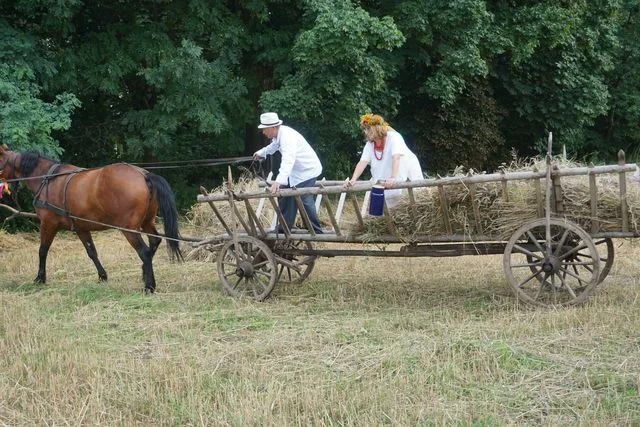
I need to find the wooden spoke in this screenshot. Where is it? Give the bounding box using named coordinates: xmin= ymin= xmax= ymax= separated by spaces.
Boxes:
xmin=513 ymin=243 xmax=542 ymax=259
xmin=271 ymin=240 xmax=316 ymax=285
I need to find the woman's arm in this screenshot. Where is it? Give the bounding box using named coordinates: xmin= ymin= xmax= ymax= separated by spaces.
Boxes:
xmin=344 ymin=160 xmax=369 ymax=187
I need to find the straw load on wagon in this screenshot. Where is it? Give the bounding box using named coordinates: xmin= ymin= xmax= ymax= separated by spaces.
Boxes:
xmin=357 ymin=157 xmax=640 ymax=240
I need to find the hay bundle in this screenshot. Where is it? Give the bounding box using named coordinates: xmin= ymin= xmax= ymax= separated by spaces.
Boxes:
xmin=560 ymin=174 xmax=640 ymax=233
xmin=355 ymin=181 xmax=506 ymax=240
xmin=352 ymin=158 xmax=640 ymax=240
xmin=490 ymin=182 xmax=539 ymax=238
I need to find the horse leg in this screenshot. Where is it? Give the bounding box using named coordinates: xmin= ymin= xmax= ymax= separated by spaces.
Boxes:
xmin=36 ymin=222 xmax=59 ymax=284
xmin=144 ymin=223 xmax=162 ymax=258
xmin=76 ymin=230 xmax=108 ymax=282
xmin=122 ymin=231 xmax=156 ymax=293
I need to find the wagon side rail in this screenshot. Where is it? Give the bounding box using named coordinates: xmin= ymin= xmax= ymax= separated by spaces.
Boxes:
xmin=196 ymin=158 xmax=639 ymax=244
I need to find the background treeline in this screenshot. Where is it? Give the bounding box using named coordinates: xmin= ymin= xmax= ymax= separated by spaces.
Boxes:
xmin=1 ymin=0 xmax=639 ymax=211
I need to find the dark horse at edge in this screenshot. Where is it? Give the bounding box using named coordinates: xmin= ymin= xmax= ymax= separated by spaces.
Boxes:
xmin=0 ymin=144 xmax=182 ymax=293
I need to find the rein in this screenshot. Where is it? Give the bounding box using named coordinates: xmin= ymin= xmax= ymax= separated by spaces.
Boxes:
xmin=0 ymin=155 xmax=256 ymax=184
xmin=131 ymin=156 xmax=254 ymax=170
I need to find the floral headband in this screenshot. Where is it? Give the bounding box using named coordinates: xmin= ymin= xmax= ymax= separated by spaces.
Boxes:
xmin=359 ymin=113 xmax=388 ymax=128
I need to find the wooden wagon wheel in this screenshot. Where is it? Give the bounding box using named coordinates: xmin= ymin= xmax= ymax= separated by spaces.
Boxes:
xmin=503 ymin=218 xmax=601 ymax=306
xmin=593 ymin=237 xmax=614 ymax=283
xmin=216 ymin=235 xmax=278 ymax=301
xmin=525 ymin=237 xmax=613 ymax=285
xmin=272 ymin=240 xmax=316 ymax=284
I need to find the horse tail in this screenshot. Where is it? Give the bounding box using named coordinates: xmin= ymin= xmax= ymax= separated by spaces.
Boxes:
xmin=146 ymin=173 xmax=183 ymax=261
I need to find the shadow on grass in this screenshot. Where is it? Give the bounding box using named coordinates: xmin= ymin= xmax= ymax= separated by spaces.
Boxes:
xmin=4 ymin=281 xmax=159 ymax=307
xmin=274 ymin=277 xmax=516 ymax=313
xmin=4 ymin=281 xmax=49 ymax=294
xmin=58 ymin=283 xmax=129 ymax=304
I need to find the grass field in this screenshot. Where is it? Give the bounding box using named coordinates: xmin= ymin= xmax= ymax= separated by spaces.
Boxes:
xmin=1 ymin=227 xmax=640 ymax=425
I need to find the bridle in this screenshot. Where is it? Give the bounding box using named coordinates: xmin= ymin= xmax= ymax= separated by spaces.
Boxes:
xmin=0 ymin=156 xmax=8 ymax=177
xmin=0 ymin=152 xmax=23 ymax=211
xmin=0 ymin=152 xmax=17 ymax=181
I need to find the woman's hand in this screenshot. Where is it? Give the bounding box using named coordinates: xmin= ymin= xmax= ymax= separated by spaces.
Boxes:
xmin=343 ymin=178 xmax=356 ymax=188
xmin=383 ymin=177 xmax=396 ymax=188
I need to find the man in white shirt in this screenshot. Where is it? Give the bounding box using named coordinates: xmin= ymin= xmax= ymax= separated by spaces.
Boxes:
xmin=253 ymin=112 xmax=324 ymax=234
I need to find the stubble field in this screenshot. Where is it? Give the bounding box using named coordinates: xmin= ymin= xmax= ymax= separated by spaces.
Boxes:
xmin=1 ymin=227 xmax=639 ymax=425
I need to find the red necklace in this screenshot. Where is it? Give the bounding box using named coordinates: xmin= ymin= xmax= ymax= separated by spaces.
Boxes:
xmin=373 ymin=142 xmax=384 ymax=160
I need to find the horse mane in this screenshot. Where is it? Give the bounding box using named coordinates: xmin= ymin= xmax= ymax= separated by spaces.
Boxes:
xmin=19 ymin=151 xmax=57 ymax=177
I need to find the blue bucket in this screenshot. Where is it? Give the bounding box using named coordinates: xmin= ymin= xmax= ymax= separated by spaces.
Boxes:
xmin=369 ymin=185 xmax=385 ymax=216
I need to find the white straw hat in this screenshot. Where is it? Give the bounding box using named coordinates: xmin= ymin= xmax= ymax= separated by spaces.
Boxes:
xmin=258 ymin=112 xmax=283 ymax=129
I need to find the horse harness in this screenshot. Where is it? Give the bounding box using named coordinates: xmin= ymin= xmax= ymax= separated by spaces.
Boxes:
xmin=33 ymin=163 xmax=85 ymax=231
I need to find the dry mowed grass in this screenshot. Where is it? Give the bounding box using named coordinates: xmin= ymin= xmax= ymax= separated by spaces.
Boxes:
xmin=1 ymin=227 xmax=640 ymax=425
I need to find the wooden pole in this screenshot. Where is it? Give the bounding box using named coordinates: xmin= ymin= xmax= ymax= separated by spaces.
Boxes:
xmin=619 ymin=150 xmax=629 ymax=232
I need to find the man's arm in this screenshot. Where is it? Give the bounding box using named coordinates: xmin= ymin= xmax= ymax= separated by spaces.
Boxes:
xmin=254 ymin=140 xmax=280 ymax=159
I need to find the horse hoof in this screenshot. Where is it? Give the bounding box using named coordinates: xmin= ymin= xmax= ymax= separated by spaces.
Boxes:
xmin=34 ymin=277 xmax=46 ymax=284
xmin=99 ymin=275 xmax=108 ymax=282
xmin=144 ymin=287 xmax=155 ymax=295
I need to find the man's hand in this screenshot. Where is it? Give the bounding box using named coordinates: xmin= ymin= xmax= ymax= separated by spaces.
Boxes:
xmin=253 ymin=153 xmax=265 ymax=161
xmin=270 ymin=181 xmax=280 ymax=194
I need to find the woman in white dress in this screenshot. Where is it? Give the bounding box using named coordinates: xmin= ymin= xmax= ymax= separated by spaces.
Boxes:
xmin=344 ymin=114 xmax=423 ymax=207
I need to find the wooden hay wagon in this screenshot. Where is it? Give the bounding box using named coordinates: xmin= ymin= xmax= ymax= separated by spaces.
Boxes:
xmin=194 ymin=142 xmax=639 ymax=307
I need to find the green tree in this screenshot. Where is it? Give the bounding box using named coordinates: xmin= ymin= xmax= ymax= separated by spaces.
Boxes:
xmin=0 ymin=17 xmax=79 ymax=157
xmin=388 ymin=0 xmax=503 ymax=173
xmin=590 ymin=0 xmax=640 ymax=160
xmin=259 ymin=0 xmax=405 ymax=178
xmin=48 ymin=1 xmax=251 ymax=165
xmin=490 ymin=0 xmax=619 ymax=158
xmin=2 ymin=0 xmax=639 ymax=214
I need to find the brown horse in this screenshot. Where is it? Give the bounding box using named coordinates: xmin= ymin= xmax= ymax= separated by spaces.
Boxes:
xmin=0 ymin=144 xmax=182 ymax=293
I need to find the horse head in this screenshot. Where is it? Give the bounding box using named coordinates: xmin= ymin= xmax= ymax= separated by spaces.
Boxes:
xmin=0 ymin=144 xmax=16 ymax=180
xmin=0 ymin=146 xmax=56 ymax=194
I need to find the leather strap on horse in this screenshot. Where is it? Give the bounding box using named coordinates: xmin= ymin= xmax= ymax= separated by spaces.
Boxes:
xmin=33 ymin=163 xmax=85 ymax=231
xmin=32 ymin=164 xmax=61 ymax=212
xmin=62 ymin=170 xmax=83 ymax=230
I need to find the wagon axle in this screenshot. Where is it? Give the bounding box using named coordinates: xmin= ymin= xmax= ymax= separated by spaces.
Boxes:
xmin=540 ymin=257 xmax=560 ymax=274
xmin=235 ymin=261 xmax=255 ymax=278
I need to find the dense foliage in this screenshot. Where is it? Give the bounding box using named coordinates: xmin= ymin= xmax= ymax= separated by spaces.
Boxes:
xmin=1 ymin=0 xmax=639 ymax=211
